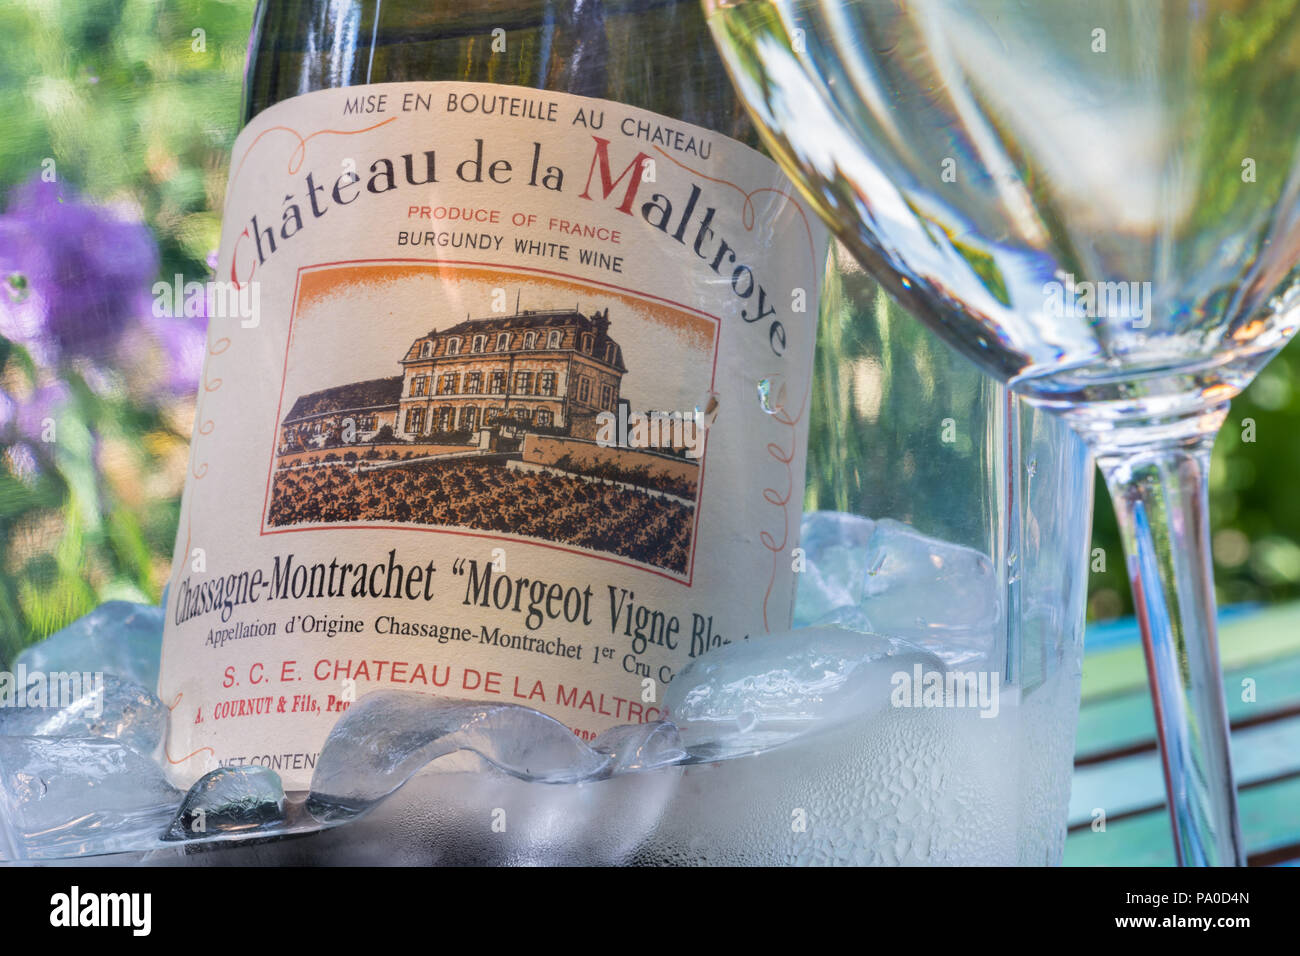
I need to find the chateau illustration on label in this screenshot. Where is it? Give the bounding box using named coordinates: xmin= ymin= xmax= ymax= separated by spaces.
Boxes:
xmin=264 ymin=263 xmax=716 ymax=576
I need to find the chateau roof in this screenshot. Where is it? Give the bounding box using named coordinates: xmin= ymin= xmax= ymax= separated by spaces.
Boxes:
xmin=430 ymin=308 xmax=603 ymax=338
xmin=407 ymin=307 xmax=625 ymax=372
xmin=282 ymin=376 xmax=402 ymax=423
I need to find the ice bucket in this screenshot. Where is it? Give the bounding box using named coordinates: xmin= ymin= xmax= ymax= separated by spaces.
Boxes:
xmin=148 ymin=243 xmax=1094 ymax=867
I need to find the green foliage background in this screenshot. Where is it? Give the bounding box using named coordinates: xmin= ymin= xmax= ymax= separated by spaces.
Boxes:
xmin=2 ymin=0 xmax=1300 ymax=662
xmin=0 ymin=0 xmax=250 ymax=661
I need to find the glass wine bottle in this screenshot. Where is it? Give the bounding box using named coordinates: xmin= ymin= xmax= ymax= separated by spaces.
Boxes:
xmin=159 ymin=0 xmax=831 ymax=791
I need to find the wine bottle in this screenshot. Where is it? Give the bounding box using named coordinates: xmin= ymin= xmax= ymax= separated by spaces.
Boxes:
xmin=159 ymin=0 xmax=829 ymax=789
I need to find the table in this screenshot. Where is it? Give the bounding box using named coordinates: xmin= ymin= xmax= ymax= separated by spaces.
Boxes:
xmin=1066 ymin=603 xmax=1300 ymax=865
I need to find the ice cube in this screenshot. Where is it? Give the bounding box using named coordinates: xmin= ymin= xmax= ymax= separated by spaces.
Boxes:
xmin=307 ymin=692 xmax=611 ymax=823
xmin=0 ymin=673 xmax=167 ymax=758
xmin=237 ymin=758 xmax=680 ymax=866
xmin=0 ymin=736 xmax=180 ymax=860
xmin=166 ymin=766 xmax=286 ymax=841
xmin=795 ymin=513 xmax=1001 ymax=664
xmin=793 ymin=511 xmax=877 ymax=626
xmin=14 ymin=601 xmax=163 ymax=689
xmin=853 ymin=518 xmax=1000 ymax=664
xmin=664 ymin=625 xmax=945 ymax=759
xmin=591 ymin=721 xmax=685 ymax=775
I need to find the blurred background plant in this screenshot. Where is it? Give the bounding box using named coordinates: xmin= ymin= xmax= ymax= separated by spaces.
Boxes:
xmin=0 ymin=0 xmax=248 ymax=663
xmin=2 ymin=0 xmax=1300 ymax=665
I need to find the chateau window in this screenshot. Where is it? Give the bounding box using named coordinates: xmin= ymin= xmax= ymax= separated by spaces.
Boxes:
xmin=465 ymin=372 xmax=482 ymax=394
xmin=420 ymin=341 xmax=432 ymax=358
xmin=513 ymin=407 xmax=533 ymax=423
xmin=579 ymin=377 xmax=590 ymax=403
xmin=462 ymin=407 xmax=478 ymax=430
xmin=472 ymin=335 xmax=485 ymax=353
xmin=601 ymin=384 xmax=613 ymax=408
xmin=604 ymin=344 xmax=615 ymax=364
xmin=536 ymin=409 xmax=553 ymax=427
xmin=486 ymin=406 xmax=504 ymax=425
xmin=490 ymin=370 xmax=506 ymax=394
xmin=439 ymin=372 xmax=459 ymax=395
xmin=412 ymin=376 xmax=428 ymax=397
xmin=539 ymin=371 xmax=556 ymax=396
xmin=581 ymin=333 xmax=594 ymax=354
xmin=438 ymin=406 xmax=454 ymax=430
xmin=547 ymin=330 xmax=561 ymax=349
xmin=446 ymin=337 xmax=461 ymax=355
xmin=496 ymin=332 xmax=511 ymax=351
xmin=524 ymin=331 xmax=536 ymax=349
xmin=514 ymin=371 xmax=532 ymax=395
xmin=407 ymin=408 xmax=426 ymax=433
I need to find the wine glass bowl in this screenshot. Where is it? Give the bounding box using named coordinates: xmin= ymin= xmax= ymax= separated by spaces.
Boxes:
xmin=706 ymin=0 xmax=1300 ymax=865
xmin=707 ymin=0 xmax=1300 ymax=432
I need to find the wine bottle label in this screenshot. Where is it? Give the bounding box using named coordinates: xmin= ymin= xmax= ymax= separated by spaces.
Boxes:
xmin=160 ymin=81 xmax=829 ymax=788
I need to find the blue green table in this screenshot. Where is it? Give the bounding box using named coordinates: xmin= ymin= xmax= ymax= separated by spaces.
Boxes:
xmin=1066 ymin=603 xmax=1300 ymax=865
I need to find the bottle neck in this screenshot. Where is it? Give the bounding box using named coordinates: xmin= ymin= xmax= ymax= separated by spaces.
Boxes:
xmin=241 ymin=0 xmax=756 ymax=147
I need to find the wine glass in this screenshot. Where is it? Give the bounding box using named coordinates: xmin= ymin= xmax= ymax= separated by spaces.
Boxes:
xmin=705 ymin=0 xmax=1300 ymax=865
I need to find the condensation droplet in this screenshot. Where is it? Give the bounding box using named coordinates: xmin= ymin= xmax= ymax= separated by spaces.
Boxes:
xmin=756 ymin=378 xmax=776 ymax=414
xmin=5 ymin=272 xmax=30 ymax=304
xmin=1026 ymin=457 xmax=1037 ymax=479
xmin=868 ymin=551 xmax=886 ymax=576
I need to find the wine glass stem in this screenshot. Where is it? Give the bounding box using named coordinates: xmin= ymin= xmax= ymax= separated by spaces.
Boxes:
xmin=1092 ymin=412 xmax=1245 ymax=866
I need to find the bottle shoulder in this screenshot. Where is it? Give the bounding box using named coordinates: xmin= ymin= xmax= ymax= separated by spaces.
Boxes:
xmin=242 ymin=0 xmax=760 ymax=149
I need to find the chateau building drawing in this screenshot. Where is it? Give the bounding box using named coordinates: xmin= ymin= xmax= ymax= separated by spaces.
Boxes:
xmin=279 ymin=308 xmax=627 ymax=452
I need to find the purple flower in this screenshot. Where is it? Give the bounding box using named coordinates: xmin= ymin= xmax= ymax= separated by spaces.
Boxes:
xmin=0 ymin=381 xmax=69 ymax=444
xmin=0 ymin=178 xmax=158 ymax=363
xmin=127 ymin=312 xmax=208 ymax=398
xmin=0 ymin=381 xmax=69 ymax=480
xmin=15 ymin=382 xmax=69 ymax=442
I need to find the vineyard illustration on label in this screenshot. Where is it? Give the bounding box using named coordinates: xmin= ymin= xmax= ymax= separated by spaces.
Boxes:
xmin=264 ymin=263 xmax=717 ymax=576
